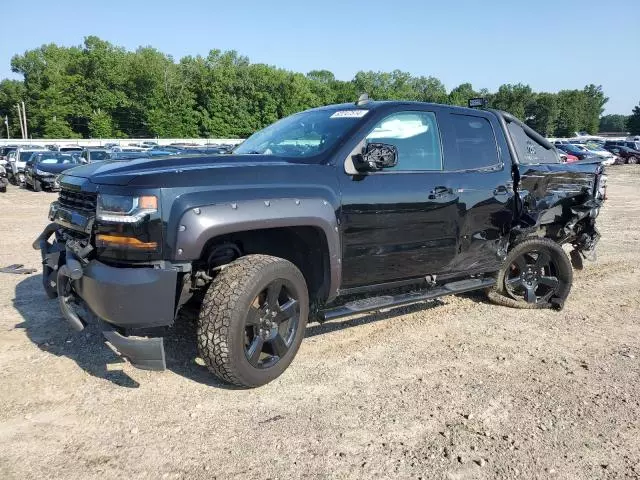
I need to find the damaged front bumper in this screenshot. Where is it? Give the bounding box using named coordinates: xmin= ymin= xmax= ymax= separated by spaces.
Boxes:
xmin=33 ymin=223 xmax=178 ymax=371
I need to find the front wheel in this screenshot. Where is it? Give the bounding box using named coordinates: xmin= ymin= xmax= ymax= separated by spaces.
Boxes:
xmin=33 ymin=179 xmax=42 ymax=192
xmin=627 ymin=156 xmax=638 ymax=165
xmin=197 ymin=254 xmax=309 ymax=388
xmin=489 ymin=238 xmax=573 ymax=309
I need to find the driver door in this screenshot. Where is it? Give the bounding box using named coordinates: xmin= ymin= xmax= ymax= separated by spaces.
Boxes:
xmin=338 ymin=108 xmax=460 ymax=289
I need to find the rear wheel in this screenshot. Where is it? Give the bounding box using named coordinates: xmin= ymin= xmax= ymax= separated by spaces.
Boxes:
xmin=489 ymin=238 xmax=572 ymax=309
xmin=627 ymin=156 xmax=638 ymax=165
xmin=197 ymin=254 xmax=309 ymax=388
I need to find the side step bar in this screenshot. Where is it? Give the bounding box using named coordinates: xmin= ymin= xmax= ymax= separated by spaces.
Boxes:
xmin=321 ymin=277 xmax=496 ymax=322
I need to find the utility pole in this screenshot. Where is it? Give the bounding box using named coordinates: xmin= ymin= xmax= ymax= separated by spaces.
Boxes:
xmin=16 ymin=104 xmax=25 ymax=139
xmin=21 ymin=101 xmax=28 ymax=139
xmin=4 ymin=116 xmax=9 ymax=139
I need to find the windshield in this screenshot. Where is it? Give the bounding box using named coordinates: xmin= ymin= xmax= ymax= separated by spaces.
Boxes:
xmin=561 ymin=144 xmax=582 ymax=154
xmin=234 ymin=108 xmax=367 ymax=160
xmin=20 ymin=152 xmax=35 ymax=162
xmin=35 ymin=153 xmax=79 ymax=165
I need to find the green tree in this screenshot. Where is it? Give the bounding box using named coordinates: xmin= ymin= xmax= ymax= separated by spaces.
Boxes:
xmin=599 ymin=114 xmax=629 ymax=133
xmin=581 ymin=84 xmax=608 ymax=134
xmin=554 ymin=90 xmax=587 ymax=137
xmin=628 ymin=103 xmax=640 ymax=135
xmin=448 ymin=83 xmax=478 ymax=106
xmin=525 ymin=93 xmax=558 ymax=137
xmin=88 ymin=109 xmax=114 ymax=138
xmin=490 ymin=83 xmax=533 ymax=120
xmin=0 ymin=36 xmax=613 ymax=140
xmin=0 ymin=79 xmax=26 ymax=138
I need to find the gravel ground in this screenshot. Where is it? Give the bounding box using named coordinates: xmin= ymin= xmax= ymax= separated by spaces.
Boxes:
xmin=0 ymin=167 xmax=639 ymax=480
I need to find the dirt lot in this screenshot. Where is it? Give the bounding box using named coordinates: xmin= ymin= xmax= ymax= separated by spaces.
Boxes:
xmin=0 ymin=167 xmax=639 ymax=480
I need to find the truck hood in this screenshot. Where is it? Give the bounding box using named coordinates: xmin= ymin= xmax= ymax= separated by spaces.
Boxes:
xmin=61 ymin=154 xmax=305 ymax=187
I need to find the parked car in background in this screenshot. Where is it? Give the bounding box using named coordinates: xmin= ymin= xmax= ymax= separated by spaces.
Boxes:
xmin=6 ymin=146 xmax=47 ymax=185
xmin=81 ymin=148 xmax=111 ymax=163
xmin=0 ymin=146 xmax=17 ymax=167
xmin=557 ymin=151 xmax=579 ymax=163
xmin=556 ymin=144 xmax=600 ymax=162
xmin=578 ymin=144 xmax=616 ymax=166
xmin=0 ymin=165 xmax=8 ymax=192
xmin=148 ymin=146 xmax=181 ymax=157
xmin=121 ymin=147 xmax=147 ymax=152
xmin=58 ymin=145 xmax=84 ymax=154
xmin=193 ymin=146 xmax=228 ymax=154
xmin=24 ymin=152 xmax=82 ymax=191
xmin=604 ymin=140 xmax=640 ymax=151
xmin=107 ymin=151 xmax=151 ymax=161
xmin=604 ymin=145 xmax=640 ymax=164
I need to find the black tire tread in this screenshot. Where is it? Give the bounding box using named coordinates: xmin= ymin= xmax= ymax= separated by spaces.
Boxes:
xmin=489 ymin=237 xmax=573 ymax=310
xmin=197 ymin=254 xmax=304 ymax=387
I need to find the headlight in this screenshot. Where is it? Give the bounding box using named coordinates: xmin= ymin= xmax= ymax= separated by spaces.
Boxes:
xmin=97 ymin=194 xmax=158 ymax=223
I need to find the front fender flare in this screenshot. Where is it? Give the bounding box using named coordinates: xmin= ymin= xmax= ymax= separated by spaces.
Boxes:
xmin=174 ymin=197 xmax=341 ymax=300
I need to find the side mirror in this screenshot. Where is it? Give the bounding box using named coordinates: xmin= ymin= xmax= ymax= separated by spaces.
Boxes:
xmin=353 ymin=143 xmax=398 ymax=172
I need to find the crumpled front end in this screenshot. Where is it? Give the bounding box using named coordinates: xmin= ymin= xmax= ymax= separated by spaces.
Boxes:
xmin=32 ymin=180 xmax=180 ymax=371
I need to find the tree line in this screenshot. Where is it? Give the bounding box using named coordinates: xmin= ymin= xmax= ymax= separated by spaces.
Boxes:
xmin=0 ymin=36 xmax=634 ymax=140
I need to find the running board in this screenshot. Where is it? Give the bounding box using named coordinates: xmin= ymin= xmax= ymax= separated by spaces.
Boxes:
xmin=320 ymin=277 xmax=496 ymax=322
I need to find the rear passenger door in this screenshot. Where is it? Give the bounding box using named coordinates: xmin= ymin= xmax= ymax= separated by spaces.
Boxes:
xmin=438 ymin=110 xmax=515 ymax=274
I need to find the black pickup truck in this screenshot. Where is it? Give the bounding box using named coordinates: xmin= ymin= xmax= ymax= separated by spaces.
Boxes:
xmin=33 ymin=98 xmax=606 ymax=387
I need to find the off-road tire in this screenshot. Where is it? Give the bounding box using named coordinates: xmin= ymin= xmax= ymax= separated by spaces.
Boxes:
xmin=197 ymin=254 xmax=309 ymax=388
xmin=33 ymin=179 xmax=42 ymax=192
xmin=488 ymin=238 xmax=573 ymax=310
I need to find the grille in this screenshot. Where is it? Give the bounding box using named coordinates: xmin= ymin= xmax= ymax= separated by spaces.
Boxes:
xmin=58 ymin=188 xmax=97 ymax=212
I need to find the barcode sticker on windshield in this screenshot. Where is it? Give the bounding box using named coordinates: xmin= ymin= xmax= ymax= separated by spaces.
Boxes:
xmin=330 ymin=110 xmax=369 ymax=119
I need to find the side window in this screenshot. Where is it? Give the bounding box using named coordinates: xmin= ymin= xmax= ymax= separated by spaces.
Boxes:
xmin=445 ymin=114 xmax=500 ymax=170
xmin=365 ymin=111 xmax=442 ymax=171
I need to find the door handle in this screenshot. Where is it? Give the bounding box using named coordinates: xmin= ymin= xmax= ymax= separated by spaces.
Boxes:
xmin=429 ymin=186 xmax=452 ymax=200
xmin=493 ymin=185 xmax=509 ymax=196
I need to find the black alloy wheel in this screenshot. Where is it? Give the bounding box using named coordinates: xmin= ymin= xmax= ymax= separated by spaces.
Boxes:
xmin=244 ymin=280 xmax=300 ymax=369
xmin=504 ymin=250 xmax=560 ymax=304
xmin=197 ymin=254 xmax=309 ymax=387
xmin=489 ymin=238 xmax=573 ymax=310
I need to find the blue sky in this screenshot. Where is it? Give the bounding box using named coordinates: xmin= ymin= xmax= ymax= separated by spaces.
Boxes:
xmin=1 ymin=0 xmax=638 ymax=114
